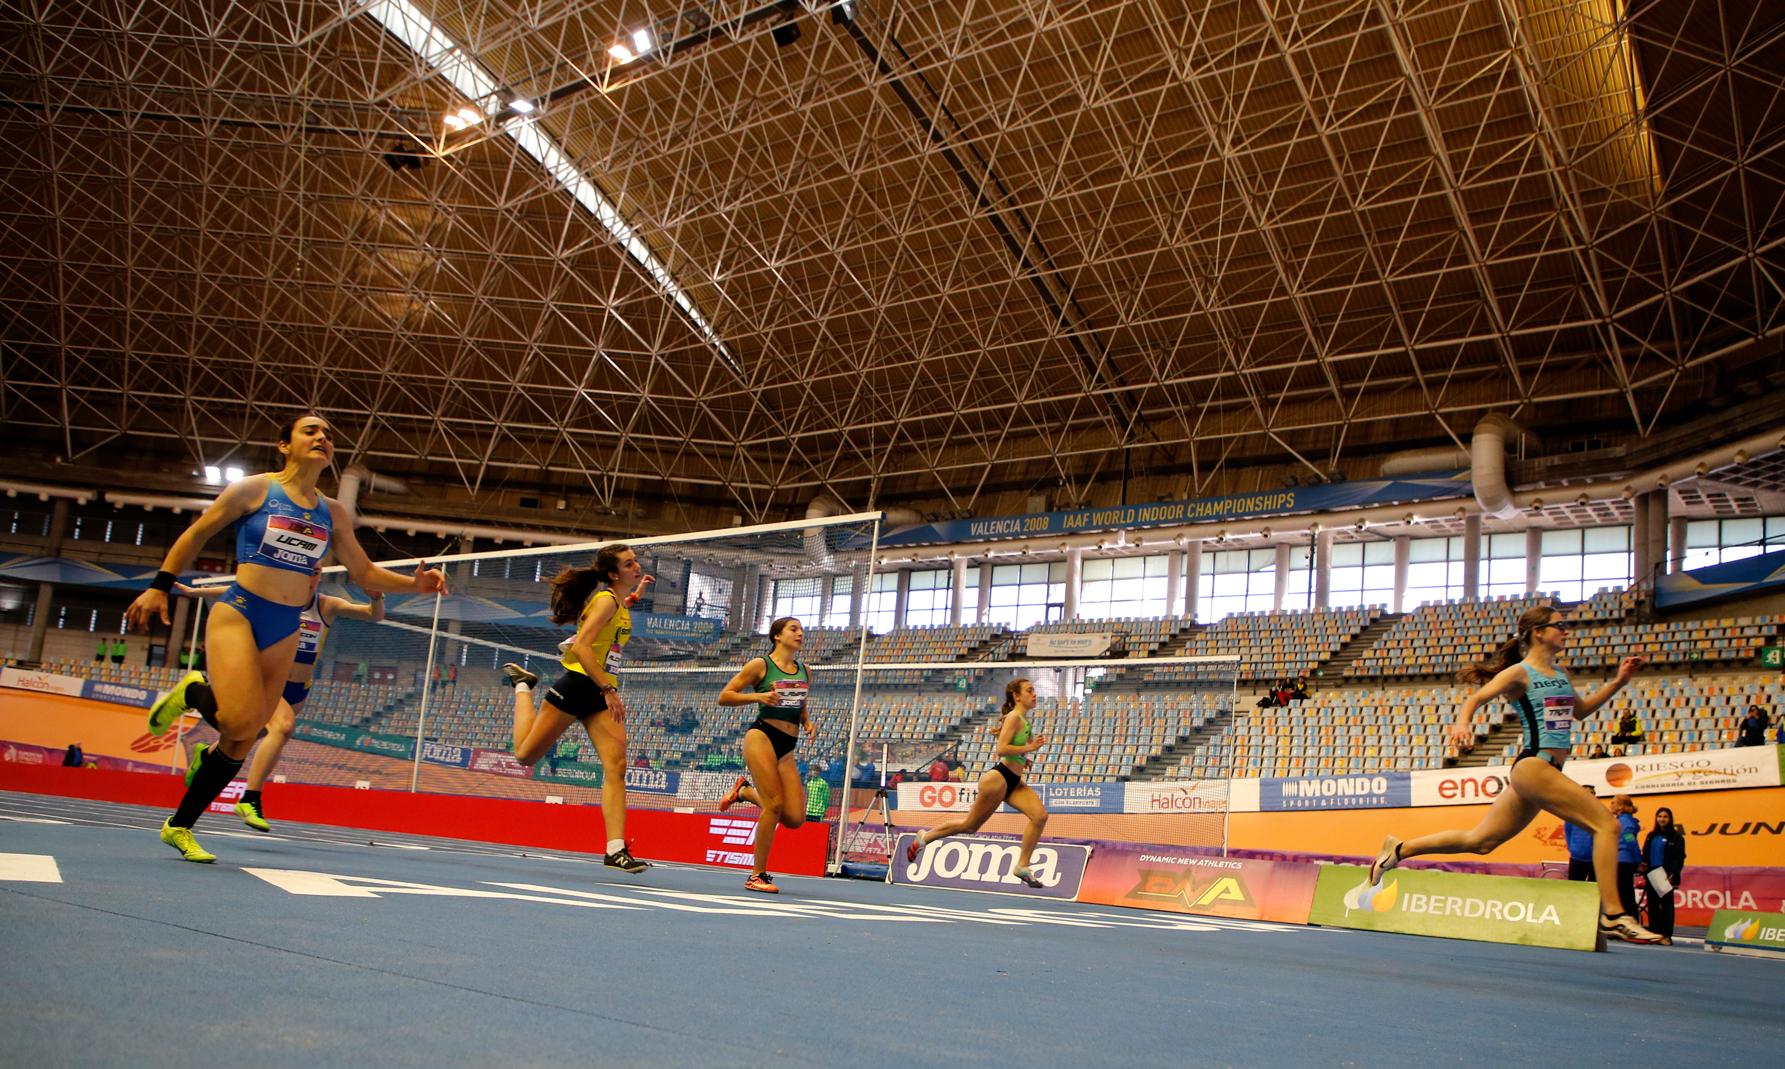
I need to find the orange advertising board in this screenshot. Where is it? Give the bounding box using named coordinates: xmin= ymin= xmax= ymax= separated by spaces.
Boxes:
xmin=0 ymin=690 xmax=187 ymax=768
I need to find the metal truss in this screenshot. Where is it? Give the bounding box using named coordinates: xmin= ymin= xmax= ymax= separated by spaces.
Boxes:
xmin=1 ymin=0 xmax=1780 ymax=524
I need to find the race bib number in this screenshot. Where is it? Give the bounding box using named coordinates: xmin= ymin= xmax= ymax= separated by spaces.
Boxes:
xmin=604 ymin=644 xmax=623 ymax=676
xmin=296 ymin=616 xmax=324 ymax=658
xmin=772 ymin=680 xmax=808 ymax=709
xmin=1542 ymin=695 xmax=1576 ymax=732
xmin=260 ymin=515 xmax=328 ymax=568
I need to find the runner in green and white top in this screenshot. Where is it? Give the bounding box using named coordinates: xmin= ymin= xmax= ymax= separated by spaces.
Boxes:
xmin=717 ymin=616 xmax=817 ymax=894
xmin=905 ymin=677 xmax=1052 ymax=888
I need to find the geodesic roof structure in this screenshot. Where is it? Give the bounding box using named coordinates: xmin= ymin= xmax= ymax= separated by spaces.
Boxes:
xmin=2 ymin=0 xmax=1782 ymax=523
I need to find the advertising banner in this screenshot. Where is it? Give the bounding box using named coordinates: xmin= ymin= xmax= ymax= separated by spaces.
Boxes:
xmin=632 ymin=612 xmax=722 ymax=644
xmin=293 ymin=722 xmax=360 ymax=746
xmin=1653 ymin=547 xmax=1785 ymax=610
xmin=469 ymin=748 xmax=532 ymax=778
xmin=893 ymin=832 xmax=1091 ymax=899
xmin=1122 ymin=779 xmax=1231 ymax=815
xmin=1675 ymin=868 xmax=1785 ymax=928
xmin=1026 ymin=632 xmax=1112 ymax=658
xmin=1706 ymin=909 xmax=1785 ymax=956
xmin=897 ymin=781 xmax=980 ymax=811
xmin=1563 ymin=747 xmax=1781 ymax=796
xmin=0 ymin=667 xmax=87 ymax=699
xmin=1261 ymin=772 xmax=1411 ymax=811
xmin=1075 ymin=843 xmax=1318 ymax=923
xmin=419 ymin=741 xmax=472 ymax=769
xmin=1307 ymin=864 xmax=1602 ymax=951
xmin=868 ymin=474 xmax=1471 ymax=547
xmin=352 ymin=733 xmax=414 ymax=760
xmin=79 ymin=679 xmax=156 ymax=709
xmin=532 ymin=761 xmax=680 ymax=795
xmin=1033 ymin=781 xmax=1124 ymax=813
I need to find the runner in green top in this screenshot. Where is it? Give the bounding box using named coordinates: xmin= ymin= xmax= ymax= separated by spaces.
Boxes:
xmin=905 ymin=677 xmax=1052 ymax=887
xmin=717 ymin=616 xmax=816 ymax=894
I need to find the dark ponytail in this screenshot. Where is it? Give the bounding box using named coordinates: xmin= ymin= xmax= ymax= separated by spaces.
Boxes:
xmin=1458 ymin=604 xmax=1557 ymax=686
xmin=547 ymin=543 xmax=630 ymax=625
xmin=1001 ymin=678 xmax=1030 ymax=717
xmin=769 ymin=616 xmax=798 ymax=649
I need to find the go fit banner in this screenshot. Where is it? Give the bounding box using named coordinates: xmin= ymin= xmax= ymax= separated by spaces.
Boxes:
xmin=1075 ymin=843 xmax=1318 ymax=923
xmin=1308 ymin=864 xmax=1603 ymax=952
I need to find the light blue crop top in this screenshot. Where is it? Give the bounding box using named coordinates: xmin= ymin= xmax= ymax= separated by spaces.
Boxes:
xmin=235 ymin=480 xmax=332 ymax=575
xmin=1512 ymin=663 xmax=1577 ymax=753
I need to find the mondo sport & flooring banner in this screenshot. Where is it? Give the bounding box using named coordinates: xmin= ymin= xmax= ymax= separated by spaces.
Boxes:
xmin=1308 ymin=864 xmax=1602 ymax=952
xmin=1075 ymin=843 xmax=1317 ymax=923
xmin=1259 ymin=772 xmax=1410 ymax=811
xmin=1706 ymin=909 xmax=1785 ymax=956
xmin=893 ymin=832 xmax=1091 ymax=899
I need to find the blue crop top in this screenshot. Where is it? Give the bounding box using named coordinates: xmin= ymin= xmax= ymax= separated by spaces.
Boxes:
xmin=1511 ymin=662 xmax=1578 ymax=752
xmin=235 ymin=480 xmax=332 ymax=575
xmin=293 ymin=596 xmax=327 ymax=667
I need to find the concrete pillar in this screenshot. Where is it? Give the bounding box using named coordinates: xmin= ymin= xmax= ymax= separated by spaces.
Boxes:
xmin=1063 ymin=548 xmax=1083 ymax=621
xmin=1183 ymin=541 xmax=1202 ymax=621
xmin=819 ymin=575 xmax=835 ymax=627
xmin=757 ymin=573 xmax=773 ymax=632
xmin=949 ymin=558 xmax=967 ymax=626
xmin=1462 ymin=513 xmax=1482 ymax=600
xmin=849 ymin=562 xmax=868 ymax=630
xmin=1632 ymin=493 xmax=1657 ymax=586
xmin=1392 ymin=536 xmax=1410 ymax=613
xmin=25 ymin=498 xmax=72 ymax=663
xmin=1273 ymin=543 xmax=1291 ymax=611
xmin=893 ymin=568 xmax=910 ymax=628
xmin=1165 ymin=550 xmax=1184 ymax=618
xmin=1647 ymin=491 xmax=1670 ymax=587
xmin=1313 ymin=530 xmax=1334 ymax=610
xmin=1525 ymin=528 xmax=1543 ymax=595
xmin=1668 ymin=515 xmax=1689 ymax=574
xmin=976 ymin=561 xmax=992 ymax=624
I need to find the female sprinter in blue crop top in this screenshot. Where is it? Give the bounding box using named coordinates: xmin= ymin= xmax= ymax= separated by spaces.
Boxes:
xmin=126 ymin=414 xmax=447 ymax=863
xmin=1366 ymin=603 xmax=1662 ymax=944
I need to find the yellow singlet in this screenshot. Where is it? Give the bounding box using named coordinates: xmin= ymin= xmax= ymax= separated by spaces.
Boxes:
xmin=560 ymin=589 xmax=630 ymax=688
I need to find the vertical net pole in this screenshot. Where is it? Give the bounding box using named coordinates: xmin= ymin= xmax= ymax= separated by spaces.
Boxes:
xmin=1224 ymin=661 xmax=1238 ymax=857
xmin=173 ymin=595 xmax=206 ymax=775
xmin=408 ymin=587 xmax=446 ymax=793
xmin=831 ymin=515 xmax=881 ymax=874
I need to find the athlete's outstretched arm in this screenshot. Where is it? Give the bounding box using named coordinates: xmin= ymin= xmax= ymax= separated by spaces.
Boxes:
xmin=325 ymin=499 xmax=446 ymax=596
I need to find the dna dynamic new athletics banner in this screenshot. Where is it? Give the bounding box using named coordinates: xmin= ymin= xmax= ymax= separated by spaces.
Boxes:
xmin=1706 ymin=909 xmax=1785 ymax=955
xmin=1308 ymin=864 xmax=1602 ymax=952
xmin=1074 ymin=843 xmax=1317 ymax=923
xmin=893 ymin=832 xmax=1091 ymax=899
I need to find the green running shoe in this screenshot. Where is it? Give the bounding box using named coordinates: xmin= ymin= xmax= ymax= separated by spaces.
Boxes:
xmin=160 ymin=819 xmax=216 ymax=863
xmin=235 ymin=800 xmax=270 ymax=832
xmin=148 ymin=671 xmax=207 ymax=737
xmin=184 ymin=743 xmax=207 ymax=788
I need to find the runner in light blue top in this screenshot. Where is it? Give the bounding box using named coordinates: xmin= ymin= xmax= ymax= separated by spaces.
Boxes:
xmin=1365 ymin=602 xmax=1663 ymax=944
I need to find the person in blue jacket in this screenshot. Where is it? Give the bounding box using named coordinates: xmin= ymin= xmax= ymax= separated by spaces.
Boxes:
xmin=1613 ymin=795 xmax=1643 ymax=916
xmin=1642 ymin=806 xmax=1687 ymax=946
xmin=1562 ymin=783 xmax=1602 ymax=882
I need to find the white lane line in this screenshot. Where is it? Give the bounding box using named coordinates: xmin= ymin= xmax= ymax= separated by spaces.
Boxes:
xmin=0 ymin=852 xmax=63 ymax=882
xmin=0 ymin=815 xmax=71 ymax=824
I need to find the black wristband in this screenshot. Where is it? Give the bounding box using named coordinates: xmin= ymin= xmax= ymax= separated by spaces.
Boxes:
xmin=149 ymin=570 xmax=176 ymax=593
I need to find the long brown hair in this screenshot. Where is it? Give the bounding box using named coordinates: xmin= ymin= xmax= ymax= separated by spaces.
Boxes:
xmin=547 ymin=543 xmax=630 ymax=625
xmin=1001 ymin=677 xmax=1031 ymax=717
xmin=1458 ymin=604 xmax=1558 ymax=686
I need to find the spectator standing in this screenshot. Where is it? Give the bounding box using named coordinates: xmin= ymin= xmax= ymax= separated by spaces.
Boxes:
xmin=1736 ymin=705 xmax=1768 ymax=747
xmin=94 ymin=636 xmax=108 ymax=663
xmin=1562 ymin=784 xmax=1602 ymax=882
xmin=110 ymin=636 xmax=127 ymax=665
xmin=61 ymin=742 xmax=85 ymax=768
xmin=805 ymin=768 xmax=830 ymax=822
xmin=1613 ymin=795 xmax=1643 ymax=916
xmin=1642 ymin=806 xmax=1687 ymax=946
